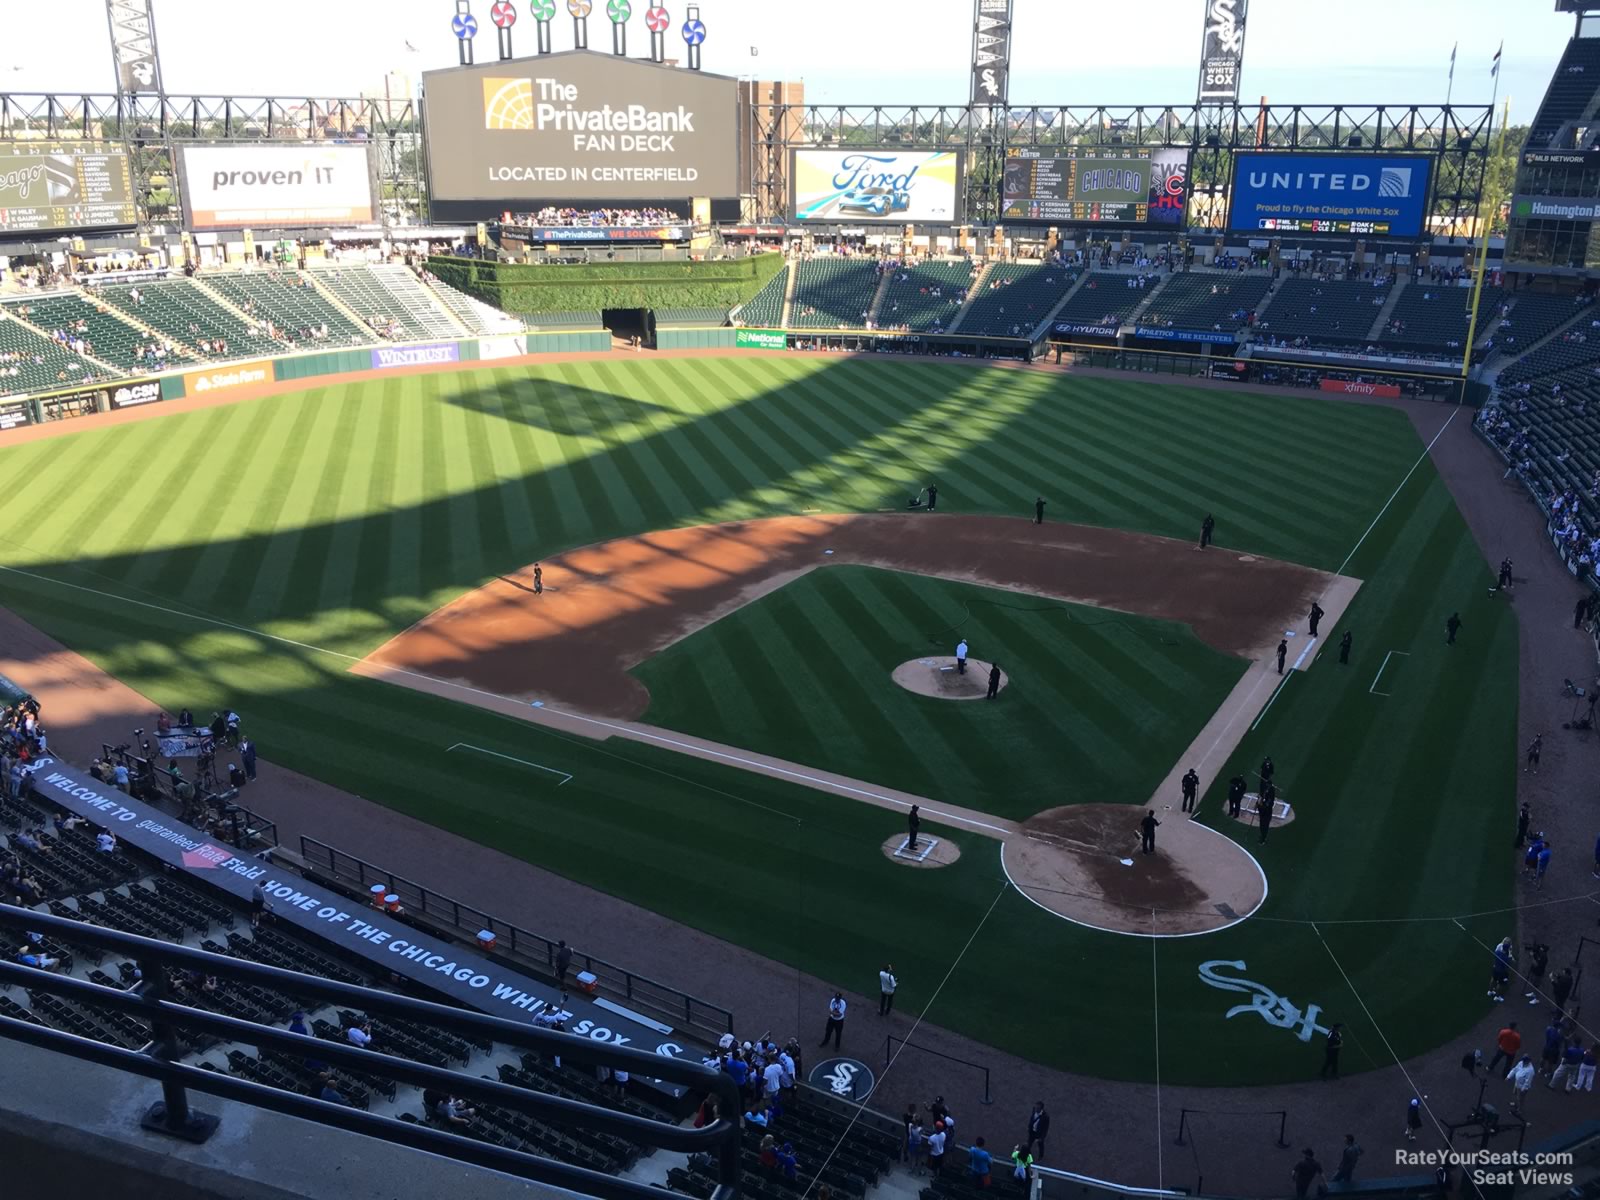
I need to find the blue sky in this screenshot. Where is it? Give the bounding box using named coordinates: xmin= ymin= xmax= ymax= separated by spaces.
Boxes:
xmin=2 ymin=0 xmax=1573 ymax=123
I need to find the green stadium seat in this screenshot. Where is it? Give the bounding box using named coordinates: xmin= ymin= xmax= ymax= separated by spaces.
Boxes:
xmin=202 ymin=270 xmax=371 ymax=349
xmin=733 ymin=265 xmax=789 ymax=328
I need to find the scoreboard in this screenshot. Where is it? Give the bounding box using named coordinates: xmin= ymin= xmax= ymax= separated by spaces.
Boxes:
xmin=1002 ymin=148 xmax=1151 ymax=223
xmin=0 ymin=145 xmax=136 ymax=234
xmin=1252 ymin=217 xmax=1393 ymax=236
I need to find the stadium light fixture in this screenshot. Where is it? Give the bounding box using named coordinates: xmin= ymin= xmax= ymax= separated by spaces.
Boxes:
xmin=646 ymin=5 xmax=670 ymax=63
xmin=452 ymin=0 xmax=479 ymax=65
xmin=490 ymin=0 xmax=517 ymax=59
xmin=607 ymin=0 xmax=631 ymax=55
xmin=531 ymin=0 xmax=556 ymax=53
xmin=568 ymin=0 xmax=592 ymax=48
xmin=682 ymin=4 xmax=705 ymax=70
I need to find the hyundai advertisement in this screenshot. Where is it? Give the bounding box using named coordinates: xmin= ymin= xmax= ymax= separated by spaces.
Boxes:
xmin=792 ymin=150 xmax=963 ymax=223
xmin=1228 ymin=152 xmax=1433 ymax=237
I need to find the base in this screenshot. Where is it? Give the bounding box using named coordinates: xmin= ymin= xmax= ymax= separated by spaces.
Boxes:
xmin=141 ymin=1100 xmax=220 ymax=1144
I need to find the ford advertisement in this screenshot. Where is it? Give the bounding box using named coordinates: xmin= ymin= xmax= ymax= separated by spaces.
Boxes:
xmin=792 ymin=151 xmax=963 ymax=223
xmin=1228 ymin=153 xmax=1433 ymax=238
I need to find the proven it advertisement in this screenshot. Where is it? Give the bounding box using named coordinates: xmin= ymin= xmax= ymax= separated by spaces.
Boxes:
xmin=178 ymin=144 xmax=377 ymax=230
xmin=1229 ymin=152 xmax=1433 ymax=237
xmin=792 ymin=151 xmax=963 ymax=223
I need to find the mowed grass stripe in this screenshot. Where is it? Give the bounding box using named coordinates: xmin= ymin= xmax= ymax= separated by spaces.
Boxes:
xmin=579 ymin=361 xmax=699 ymax=520
xmin=350 ymin=378 xmax=406 ymax=626
xmin=643 ymin=363 xmax=783 ymax=519
xmin=558 ymin=363 xmax=660 ymax=535
xmin=5 ymin=417 xmax=170 ymax=557
xmin=137 ymin=396 xmax=290 ymax=602
xmin=653 ymin=361 xmax=801 ymax=513
xmin=454 ymin=370 xmax=515 ymax=572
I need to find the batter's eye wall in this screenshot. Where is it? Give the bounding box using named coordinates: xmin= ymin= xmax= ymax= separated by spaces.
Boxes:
xmin=423 ymin=50 xmax=740 ymax=208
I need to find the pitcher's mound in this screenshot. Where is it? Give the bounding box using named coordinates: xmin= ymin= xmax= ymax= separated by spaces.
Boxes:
xmin=892 ymin=657 xmax=1007 ymax=701
xmin=1002 ymin=804 xmax=1266 ymax=936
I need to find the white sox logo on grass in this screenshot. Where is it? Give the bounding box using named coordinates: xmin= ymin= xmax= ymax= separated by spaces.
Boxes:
xmin=809 ymin=1057 xmax=875 ymax=1098
xmin=1198 ymin=960 xmax=1329 ymax=1042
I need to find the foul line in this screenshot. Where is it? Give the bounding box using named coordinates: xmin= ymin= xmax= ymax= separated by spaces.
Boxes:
xmin=0 ymin=560 xmax=1013 ymax=837
xmin=1249 ymin=672 xmax=1292 ymax=732
xmin=446 ymin=742 xmax=572 ymax=785
xmin=799 ymin=880 xmax=1011 ymax=1200
xmin=1334 ymin=407 xmax=1458 ymax=578
xmin=1312 ymin=922 xmax=1453 ymax=1148
xmin=1150 ymin=924 xmax=1165 ymax=1191
xmin=533 ymin=703 xmax=1015 ymax=838
xmin=1369 ymin=650 xmax=1409 ymax=697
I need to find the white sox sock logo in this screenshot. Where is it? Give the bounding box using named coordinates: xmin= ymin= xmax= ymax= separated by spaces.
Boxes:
xmin=822 ymin=1061 xmax=861 ymax=1094
xmin=1198 ymin=960 xmax=1330 ymax=1042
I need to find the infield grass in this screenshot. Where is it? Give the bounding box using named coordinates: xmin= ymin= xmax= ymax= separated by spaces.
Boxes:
xmin=0 ymin=356 xmax=1516 ymax=1085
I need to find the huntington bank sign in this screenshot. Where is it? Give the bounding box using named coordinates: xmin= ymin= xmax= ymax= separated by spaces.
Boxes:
xmin=423 ymin=50 xmax=739 ymax=204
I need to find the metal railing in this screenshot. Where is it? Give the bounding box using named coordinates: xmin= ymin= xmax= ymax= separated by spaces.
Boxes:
xmin=98 ymin=741 xmax=278 ymax=854
xmin=0 ymin=902 xmax=740 ymax=1200
xmin=885 ymin=1035 xmax=993 ymax=1105
xmin=299 ymin=837 xmax=733 ymax=1040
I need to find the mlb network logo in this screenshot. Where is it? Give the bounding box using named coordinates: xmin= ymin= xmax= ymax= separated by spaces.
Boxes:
xmin=1377 ymin=167 xmax=1413 ymax=198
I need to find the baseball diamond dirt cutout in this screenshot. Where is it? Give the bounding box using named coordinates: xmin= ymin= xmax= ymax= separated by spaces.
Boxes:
xmin=892 ymin=656 xmax=1009 ymax=700
xmin=357 ymin=512 xmax=1356 ymax=937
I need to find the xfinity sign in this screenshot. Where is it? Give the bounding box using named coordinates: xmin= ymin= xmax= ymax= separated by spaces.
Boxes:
xmin=1229 ymin=152 xmax=1433 ymax=237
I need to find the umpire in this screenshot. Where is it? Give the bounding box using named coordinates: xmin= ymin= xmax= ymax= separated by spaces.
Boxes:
xmin=1227 ymin=774 xmax=1246 ymax=819
xmin=1139 ymin=810 xmax=1160 ymax=855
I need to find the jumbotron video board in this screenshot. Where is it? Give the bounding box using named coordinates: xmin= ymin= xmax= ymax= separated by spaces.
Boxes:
xmin=0 ymin=144 xmax=136 ymax=234
xmin=1002 ymin=147 xmax=1189 ymax=225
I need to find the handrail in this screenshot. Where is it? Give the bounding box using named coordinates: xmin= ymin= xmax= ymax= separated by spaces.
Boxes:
xmin=299 ymin=836 xmax=733 ymax=1039
xmin=1032 ymin=1163 xmax=1187 ymax=1198
xmin=885 ymin=1034 xmax=992 ymax=1105
xmin=0 ymin=901 xmax=740 ymax=1200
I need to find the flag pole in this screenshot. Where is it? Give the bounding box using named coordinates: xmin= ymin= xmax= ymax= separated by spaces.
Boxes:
xmin=1446 ymin=41 xmax=1457 ymax=109
xmin=1459 ymin=46 xmax=1505 ymax=392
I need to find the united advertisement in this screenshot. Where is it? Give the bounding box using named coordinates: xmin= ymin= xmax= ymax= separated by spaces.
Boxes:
xmin=1228 ymin=152 xmax=1433 ymax=237
xmin=422 ymin=50 xmax=739 ymax=206
xmin=792 ymin=151 xmax=963 ymax=224
xmin=177 ymin=145 xmax=377 ymax=230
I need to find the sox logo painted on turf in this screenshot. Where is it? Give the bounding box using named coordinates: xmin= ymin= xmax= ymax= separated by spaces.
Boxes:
xmin=1198 ymin=960 xmax=1330 ymax=1042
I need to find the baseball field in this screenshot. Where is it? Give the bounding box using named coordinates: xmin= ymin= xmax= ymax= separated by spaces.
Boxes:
xmin=0 ymin=353 xmax=1516 ymax=1086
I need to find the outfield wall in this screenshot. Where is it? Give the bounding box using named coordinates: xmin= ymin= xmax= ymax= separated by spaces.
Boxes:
xmin=1 ymin=329 xmax=612 ymax=430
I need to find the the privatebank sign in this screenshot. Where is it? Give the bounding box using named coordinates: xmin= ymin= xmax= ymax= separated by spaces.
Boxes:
xmin=372 ymin=343 xmax=461 ymax=370
xmin=423 ymin=50 xmax=738 ymax=202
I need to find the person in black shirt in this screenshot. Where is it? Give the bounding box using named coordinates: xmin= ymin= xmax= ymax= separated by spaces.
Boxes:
xmin=1139 ymin=811 xmax=1160 ymax=855
xmin=1447 ymin=612 xmax=1462 ymax=644
xmin=1180 ymin=768 xmax=1199 ymax=814
xmin=1034 ymin=497 xmax=1045 ymax=525
xmin=1308 ymin=602 xmax=1325 ymax=637
xmin=926 ymin=485 xmax=937 ymax=511
xmin=1320 ymin=1023 xmax=1343 ymax=1079
xmin=1338 ymin=630 xmax=1353 ymax=664
xmin=1199 ymin=513 xmax=1215 ymax=549
xmin=1276 ymin=640 xmax=1288 ymax=674
xmin=1227 ymin=775 xmax=1246 ymax=819
xmin=1515 ymin=803 xmax=1531 ymax=848
xmin=907 ymin=804 xmax=921 ymax=851
xmin=1290 ymin=1149 xmax=1324 ymax=1199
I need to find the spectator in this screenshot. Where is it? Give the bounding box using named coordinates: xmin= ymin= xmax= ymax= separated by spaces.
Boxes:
xmin=1010 ymin=1145 xmax=1033 ymax=1187
xmin=968 ymin=1137 xmax=993 ymax=1187
xmin=1025 ymin=1101 xmax=1049 ymax=1158
xmin=346 ymin=1020 xmax=373 ymax=1048
xmin=1507 ymin=1055 xmax=1536 ymax=1114
xmin=95 ymin=831 xmax=117 ymax=853
xmin=555 ymin=939 xmax=572 ymax=985
xmin=928 ymin=1121 xmax=948 ymax=1175
xmin=1291 ymin=1148 xmax=1325 ymax=1198
xmin=318 ymin=1074 xmax=347 ymax=1106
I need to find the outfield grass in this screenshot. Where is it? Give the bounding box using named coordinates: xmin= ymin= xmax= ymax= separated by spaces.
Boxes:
xmin=0 ymin=357 xmax=1515 ymax=1085
xmin=634 ymin=565 xmax=1247 ymax=820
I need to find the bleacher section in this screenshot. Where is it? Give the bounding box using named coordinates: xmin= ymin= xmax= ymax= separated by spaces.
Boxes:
xmin=16 ymin=291 xmax=163 ymax=373
xmin=1494 ymin=293 xmax=1595 ymax=359
xmin=311 ymin=265 xmax=461 ymax=341
xmin=958 ymin=264 xmax=1079 ymax=337
xmin=1500 ymin=328 xmax=1600 ymax=391
xmin=98 ymin=278 xmax=277 ymax=362
xmin=1527 ymin=38 xmax=1600 ymax=149
xmin=1137 ymin=271 xmax=1272 ymax=335
xmin=1380 ymin=282 xmax=1502 ymax=353
xmin=1255 ymin=277 xmax=1391 ymax=346
xmin=789 ymin=259 xmax=881 ymax=329
xmin=421 ymin=276 xmax=525 ymax=336
xmin=877 ymin=260 xmax=975 ymax=332
xmin=1043 ymin=272 xmax=1150 ymax=335
xmin=0 ymin=307 xmax=110 ymax=397
xmin=520 ymin=310 xmax=604 ymax=331
xmin=204 ymin=271 xmax=370 ymax=347
xmin=670 ymin=1087 xmax=898 ymax=1200
xmin=653 ymin=307 xmax=729 ymax=327
xmin=733 ymin=264 xmax=789 ymax=328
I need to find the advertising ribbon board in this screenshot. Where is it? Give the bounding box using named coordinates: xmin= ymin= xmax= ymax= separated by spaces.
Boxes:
xmin=1052 ymin=322 xmax=1121 ymax=338
xmin=371 ymin=343 xmax=462 ymax=370
xmin=108 ymin=378 xmax=162 ymax=410
xmin=792 ymin=151 xmax=963 ymax=223
xmin=1512 ymin=196 xmax=1600 ymax=222
xmin=184 ymin=360 xmax=275 ymax=395
xmin=734 ymin=329 xmax=785 ymax=350
xmin=1319 ymin=378 xmax=1401 ymax=398
xmin=24 ymin=755 xmax=708 ymax=1096
xmin=516 ymin=225 xmax=688 ymax=242
xmin=1131 ymin=327 xmax=1239 ymax=343
xmin=177 ymin=145 xmax=378 ymax=231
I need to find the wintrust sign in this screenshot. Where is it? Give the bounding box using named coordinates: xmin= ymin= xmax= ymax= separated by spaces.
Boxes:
xmin=372 ymin=343 xmax=461 ymax=369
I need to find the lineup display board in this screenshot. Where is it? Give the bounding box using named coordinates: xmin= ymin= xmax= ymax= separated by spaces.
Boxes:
xmin=1003 ymin=147 xmax=1189 ymax=225
xmin=1228 ymin=152 xmax=1434 ymax=237
xmin=176 ymin=144 xmax=377 ymax=230
xmin=791 ymin=151 xmax=963 ymax=223
xmin=423 ymin=50 xmax=739 ymax=204
xmin=0 ymin=145 xmax=135 ymax=234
